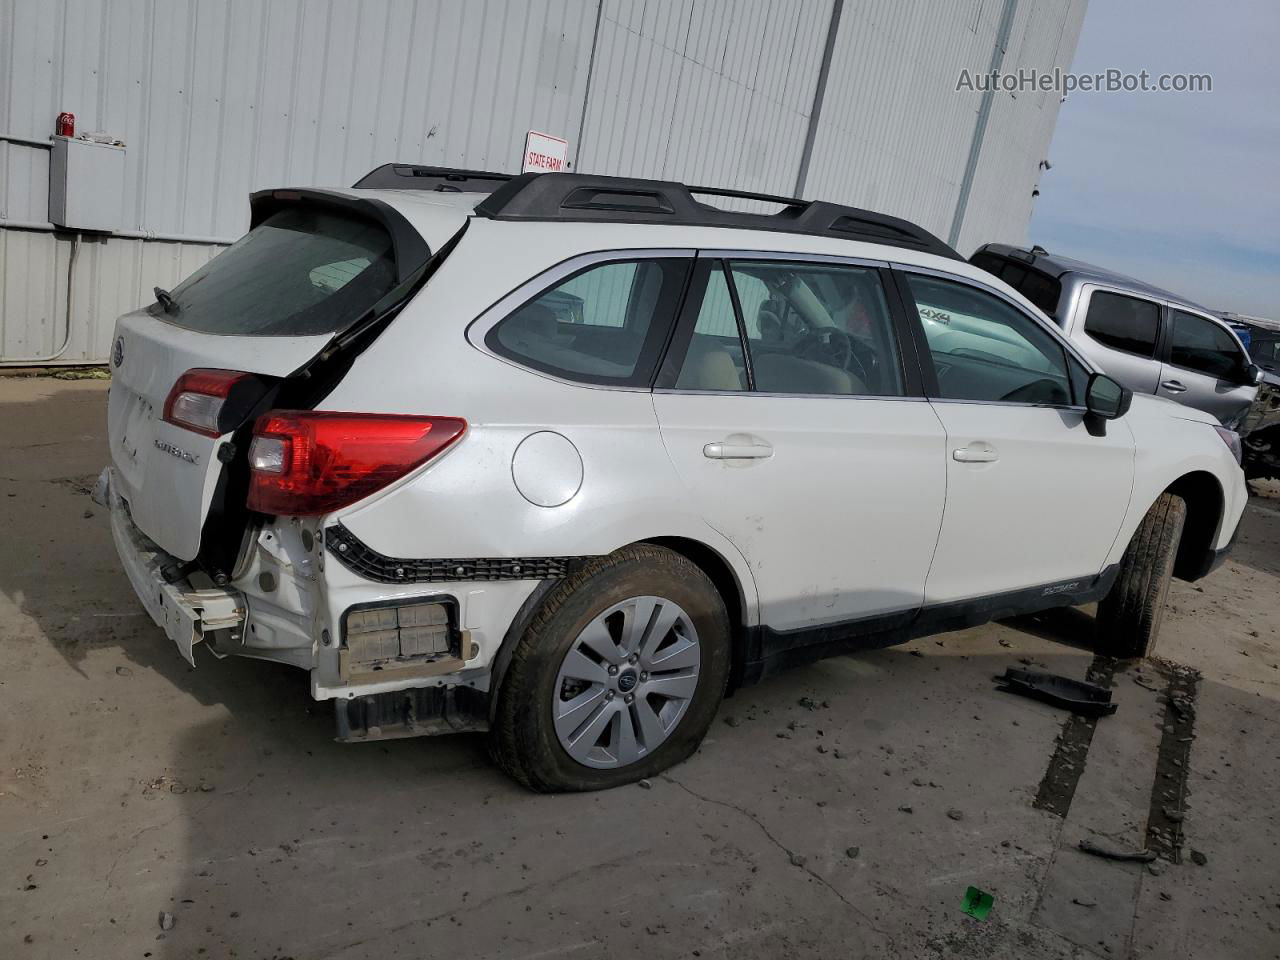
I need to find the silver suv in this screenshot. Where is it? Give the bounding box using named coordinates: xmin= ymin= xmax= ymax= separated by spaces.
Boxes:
xmin=971 ymin=244 xmax=1261 ymax=427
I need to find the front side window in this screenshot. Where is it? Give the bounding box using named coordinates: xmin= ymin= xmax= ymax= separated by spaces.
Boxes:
xmin=1168 ymin=310 xmax=1245 ymax=380
xmin=1084 ymin=291 xmax=1161 ymax=358
xmin=906 ymin=273 xmax=1074 ymax=405
xmin=488 ymin=258 xmax=689 ymax=386
xmin=677 ymin=261 xmax=904 ymax=396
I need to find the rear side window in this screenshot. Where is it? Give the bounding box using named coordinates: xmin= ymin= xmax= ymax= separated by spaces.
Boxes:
xmin=669 ymin=260 xmax=904 ymax=396
xmin=163 ymin=207 xmax=397 ymax=336
xmin=727 ymin=261 xmax=904 ymax=396
xmin=1084 ymin=291 xmax=1161 ymax=357
xmin=969 ymin=252 xmax=1062 ymax=317
xmin=1168 ymin=310 xmax=1245 ymax=380
xmin=488 ymin=259 xmax=689 ymax=386
xmin=674 ymin=266 xmax=747 ymax=391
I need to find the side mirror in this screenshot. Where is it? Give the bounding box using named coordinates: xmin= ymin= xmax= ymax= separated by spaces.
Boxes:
xmin=1084 ymin=373 xmax=1131 ymax=436
xmin=1245 ymin=362 xmax=1264 ymax=386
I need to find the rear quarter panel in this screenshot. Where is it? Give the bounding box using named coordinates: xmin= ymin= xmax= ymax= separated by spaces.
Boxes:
xmin=316 ymin=221 xmax=762 ymax=625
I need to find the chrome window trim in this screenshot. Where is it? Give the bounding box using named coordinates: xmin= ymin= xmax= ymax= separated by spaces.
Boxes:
xmin=928 ymin=397 xmax=1087 ymax=413
xmin=465 ymin=248 xmax=695 ymax=394
xmin=653 ymin=388 xmax=929 ymax=402
xmin=894 ymin=261 xmax=1101 ymax=375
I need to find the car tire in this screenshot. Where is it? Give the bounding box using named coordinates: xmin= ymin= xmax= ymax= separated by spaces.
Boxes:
xmin=490 ymin=544 xmax=731 ymax=792
xmin=1096 ymin=492 xmax=1187 ymax=658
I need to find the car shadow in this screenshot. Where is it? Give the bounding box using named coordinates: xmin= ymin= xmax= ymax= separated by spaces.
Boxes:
xmin=1000 ymin=605 xmax=1099 ymax=652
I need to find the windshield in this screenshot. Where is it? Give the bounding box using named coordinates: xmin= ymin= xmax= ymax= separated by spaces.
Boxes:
xmin=161 ymin=206 xmax=397 ymax=336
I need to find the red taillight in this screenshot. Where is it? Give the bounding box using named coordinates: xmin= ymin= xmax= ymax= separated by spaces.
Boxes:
xmin=246 ymin=411 xmax=466 ymax=516
xmin=163 ymin=369 xmax=258 ymax=437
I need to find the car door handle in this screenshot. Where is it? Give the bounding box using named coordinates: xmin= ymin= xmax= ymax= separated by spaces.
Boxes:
xmin=952 ymin=443 xmax=999 ymax=463
xmin=1161 ymin=379 xmax=1187 ymax=394
xmin=703 ymin=441 xmax=773 ymax=460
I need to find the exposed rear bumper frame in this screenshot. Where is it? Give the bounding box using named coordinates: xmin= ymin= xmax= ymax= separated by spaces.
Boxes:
xmin=99 ymin=467 xmax=245 ymax=665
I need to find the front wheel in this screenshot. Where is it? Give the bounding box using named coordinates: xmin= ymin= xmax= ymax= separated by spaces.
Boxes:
xmin=490 ymin=545 xmax=731 ymax=792
xmin=1096 ymin=492 xmax=1187 ymax=658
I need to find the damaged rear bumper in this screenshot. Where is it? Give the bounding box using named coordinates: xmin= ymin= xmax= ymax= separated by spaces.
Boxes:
xmin=98 ymin=467 xmax=245 ymax=665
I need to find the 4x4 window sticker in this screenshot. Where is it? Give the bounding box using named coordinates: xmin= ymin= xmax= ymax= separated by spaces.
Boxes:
xmin=896 ymin=262 xmax=1096 ymax=384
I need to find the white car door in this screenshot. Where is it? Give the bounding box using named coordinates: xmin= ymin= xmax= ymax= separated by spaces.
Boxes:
xmin=652 ymin=255 xmax=947 ymax=639
xmin=897 ymin=269 xmax=1135 ymax=605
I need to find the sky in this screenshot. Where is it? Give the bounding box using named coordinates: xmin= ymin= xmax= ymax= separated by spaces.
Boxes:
xmin=1028 ymin=0 xmax=1280 ymax=317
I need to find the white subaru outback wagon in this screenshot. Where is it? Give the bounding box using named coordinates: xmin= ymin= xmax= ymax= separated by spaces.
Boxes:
xmin=97 ymin=166 xmax=1246 ymax=791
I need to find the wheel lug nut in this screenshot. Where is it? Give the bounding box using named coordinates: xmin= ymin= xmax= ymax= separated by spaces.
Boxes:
xmin=608 ymin=664 xmax=619 ymax=675
xmin=606 ymin=690 xmax=615 ymax=701
xmin=640 ymin=672 xmax=649 ymax=681
xmin=629 ymin=654 xmax=639 ymax=664
xmin=624 ymin=693 xmax=634 ymax=704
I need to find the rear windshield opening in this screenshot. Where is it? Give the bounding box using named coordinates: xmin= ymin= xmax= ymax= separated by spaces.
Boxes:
xmin=159 ymin=206 xmax=397 ymax=337
xmin=970 ymin=251 xmax=1062 ymax=319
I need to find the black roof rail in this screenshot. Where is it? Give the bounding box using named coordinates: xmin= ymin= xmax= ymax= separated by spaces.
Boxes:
xmin=352 ymin=163 xmax=514 ymax=193
xmin=352 ymin=165 xmax=960 ymax=260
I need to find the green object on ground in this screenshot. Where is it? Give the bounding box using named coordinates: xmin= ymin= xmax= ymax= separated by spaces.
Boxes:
xmin=961 ymin=886 xmax=994 ymax=920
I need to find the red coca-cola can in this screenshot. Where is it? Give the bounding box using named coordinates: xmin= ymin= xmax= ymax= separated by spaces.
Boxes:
xmin=55 ymin=112 xmax=75 ymax=137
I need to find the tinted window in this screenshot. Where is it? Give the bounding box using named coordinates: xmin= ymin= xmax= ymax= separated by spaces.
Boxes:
xmin=906 ymin=274 xmax=1074 ymax=405
xmin=1168 ymin=310 xmax=1245 ymax=380
xmin=1084 ymin=291 xmax=1161 ymax=357
xmin=488 ymin=259 xmax=688 ymax=386
xmin=717 ymin=261 xmax=904 ymax=396
xmin=1251 ymin=335 xmax=1280 ymax=369
xmin=969 ymin=252 xmax=1062 ymax=316
xmin=163 ymin=206 xmax=397 ymax=336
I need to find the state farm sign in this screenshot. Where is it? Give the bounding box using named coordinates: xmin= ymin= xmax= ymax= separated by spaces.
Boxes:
xmin=522 ymin=130 xmax=569 ymax=173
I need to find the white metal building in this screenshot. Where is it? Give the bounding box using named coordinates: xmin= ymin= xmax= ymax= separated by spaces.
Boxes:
xmin=0 ymin=0 xmax=1087 ymax=365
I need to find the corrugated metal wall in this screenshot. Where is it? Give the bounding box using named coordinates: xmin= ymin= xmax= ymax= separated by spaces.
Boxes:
xmin=0 ymin=0 xmax=1085 ymax=364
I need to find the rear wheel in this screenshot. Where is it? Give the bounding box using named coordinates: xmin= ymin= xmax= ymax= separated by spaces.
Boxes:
xmin=491 ymin=545 xmax=731 ymax=792
xmin=1096 ymin=492 xmax=1187 ymax=658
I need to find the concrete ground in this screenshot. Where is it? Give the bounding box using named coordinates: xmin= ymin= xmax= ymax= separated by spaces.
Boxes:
xmin=1 ymin=376 xmax=1277 ymax=960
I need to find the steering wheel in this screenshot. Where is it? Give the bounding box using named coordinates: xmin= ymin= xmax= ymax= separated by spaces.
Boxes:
xmin=794 ymin=328 xmax=871 ymax=387
xmin=1000 ymin=378 xmax=1063 ymax=404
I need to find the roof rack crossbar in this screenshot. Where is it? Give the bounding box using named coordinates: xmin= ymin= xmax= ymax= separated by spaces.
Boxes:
xmin=351 ymin=165 xmax=960 ymax=260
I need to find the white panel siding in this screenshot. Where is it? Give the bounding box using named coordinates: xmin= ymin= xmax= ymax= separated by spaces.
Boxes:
xmin=804 ymin=0 xmax=1087 ymax=252
xmin=953 ymin=0 xmax=1089 ymax=254
xmin=0 ymin=0 xmax=1085 ymax=364
xmin=0 ymin=0 xmax=599 ymax=362
xmin=579 ymin=0 xmax=831 ymax=211
xmin=0 ymin=230 xmax=219 ymax=363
